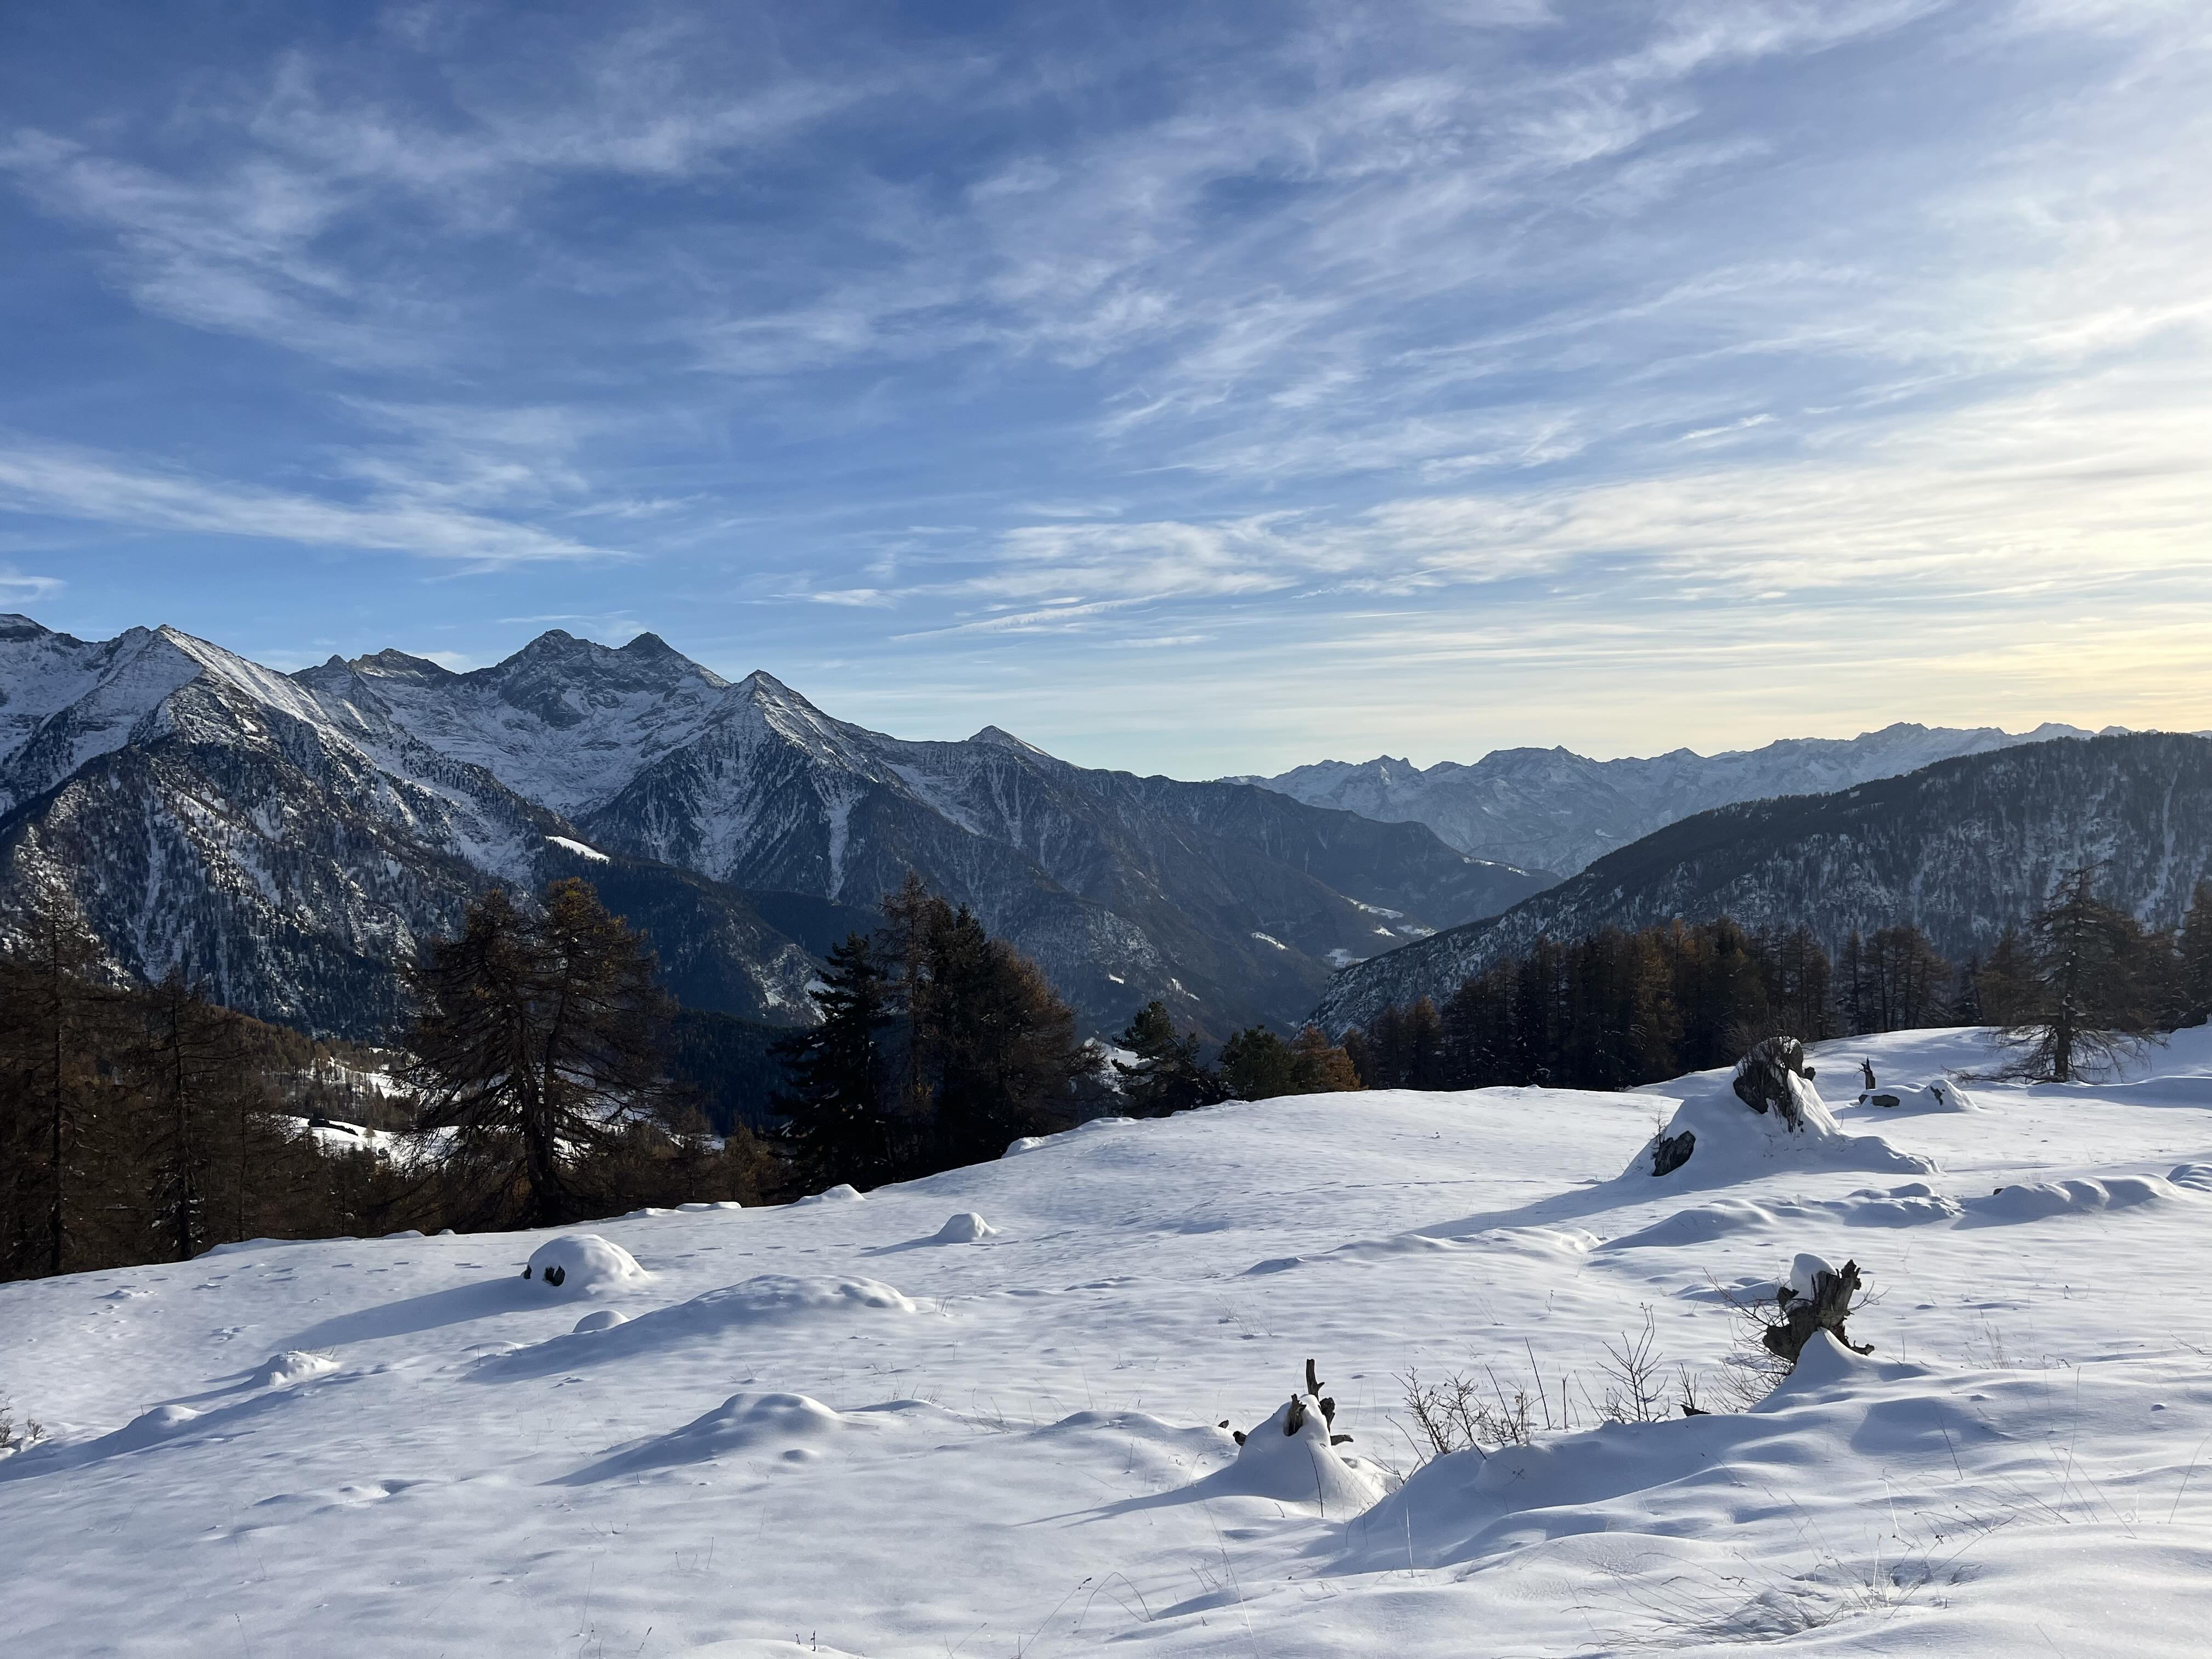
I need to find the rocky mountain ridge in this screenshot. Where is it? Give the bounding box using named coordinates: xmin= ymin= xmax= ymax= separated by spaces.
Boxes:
xmin=1245 ymin=721 xmax=2119 ymax=876
xmin=0 ymin=616 xmax=1543 ymax=1040
xmin=1312 ymin=731 xmax=2212 ymax=1034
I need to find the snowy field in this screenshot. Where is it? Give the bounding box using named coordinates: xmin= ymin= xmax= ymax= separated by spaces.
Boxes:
xmin=8 ymin=1028 xmax=2212 ymax=1656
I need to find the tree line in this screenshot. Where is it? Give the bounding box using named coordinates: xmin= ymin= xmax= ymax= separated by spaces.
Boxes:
xmin=1343 ymin=867 xmax=2212 ymax=1092
xmin=10 ymin=856 xmax=2205 ymax=1283
xmin=0 ymin=878 xmax=775 ymax=1283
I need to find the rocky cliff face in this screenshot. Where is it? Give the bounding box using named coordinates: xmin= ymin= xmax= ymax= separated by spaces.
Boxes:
xmin=1313 ymin=732 xmax=2212 ymax=1034
xmin=0 ymin=616 xmax=1545 ymax=1039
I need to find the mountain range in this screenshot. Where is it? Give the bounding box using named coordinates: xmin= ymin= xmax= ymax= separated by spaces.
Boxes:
xmin=0 ymin=616 xmax=1542 ymax=1041
xmin=1313 ymin=731 xmax=2212 ymax=1034
xmin=1243 ymin=723 xmax=2117 ymax=877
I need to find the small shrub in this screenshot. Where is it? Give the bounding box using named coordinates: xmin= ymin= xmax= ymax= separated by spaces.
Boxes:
xmin=0 ymin=1393 xmax=46 ymax=1456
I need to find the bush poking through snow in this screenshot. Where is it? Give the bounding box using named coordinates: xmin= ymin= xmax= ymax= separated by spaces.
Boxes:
xmin=0 ymin=1393 xmax=44 ymax=1456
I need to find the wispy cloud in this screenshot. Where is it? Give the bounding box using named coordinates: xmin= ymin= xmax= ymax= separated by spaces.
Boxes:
xmin=0 ymin=0 xmax=2205 ymax=772
xmin=0 ymin=441 xmax=617 ymax=568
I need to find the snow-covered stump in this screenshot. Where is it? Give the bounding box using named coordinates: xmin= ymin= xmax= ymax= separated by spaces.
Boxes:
xmin=1761 ymin=1254 xmax=1872 ymax=1369
xmin=1215 ymin=1360 xmax=1381 ymax=1515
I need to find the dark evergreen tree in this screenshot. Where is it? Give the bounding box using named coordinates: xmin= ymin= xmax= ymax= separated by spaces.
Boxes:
xmin=1113 ymin=1000 xmax=1223 ymax=1115
xmin=1219 ymin=1026 xmax=1299 ymax=1101
xmin=772 ymin=933 xmax=893 ymax=1187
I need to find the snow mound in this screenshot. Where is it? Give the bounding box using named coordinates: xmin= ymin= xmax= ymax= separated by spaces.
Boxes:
xmin=1006 ymin=1116 xmax=1137 ymax=1157
xmin=676 ymin=1200 xmax=743 ymax=1212
xmin=476 ymin=1275 xmax=919 ymax=1380
xmin=1602 ymin=1197 xmax=1782 ymax=1250
xmin=523 ymin=1234 xmax=646 ymax=1292
xmin=571 ymin=1309 xmax=628 ymax=1334
xmin=2169 ymin=1162 xmax=2212 ymax=1192
xmin=930 ymin=1212 xmax=998 ymax=1243
xmin=565 ymin=1391 xmax=916 ymax=1482
xmin=795 ymin=1183 xmax=865 ymax=1204
xmin=1858 ymin=1080 xmax=1978 ymax=1113
xmin=247 ymin=1351 xmax=339 ymax=1388
xmin=1964 ymin=1173 xmax=2179 ymax=1223
xmin=1627 ymin=1077 xmax=1936 ymax=1187
xmin=1206 ymin=1396 xmax=1384 ymax=1514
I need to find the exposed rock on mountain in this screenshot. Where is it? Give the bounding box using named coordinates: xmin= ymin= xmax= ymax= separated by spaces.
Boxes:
xmin=1315 ymin=732 xmax=2212 ymax=1034
xmin=1248 ymin=721 xmax=2110 ymax=877
xmin=0 ymin=616 xmax=1544 ymax=1040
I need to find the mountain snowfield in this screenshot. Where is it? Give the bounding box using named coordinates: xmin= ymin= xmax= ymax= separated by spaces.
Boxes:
xmin=8 ymin=1026 xmax=2212 ymax=1656
xmin=1246 ymin=723 xmax=2116 ymax=877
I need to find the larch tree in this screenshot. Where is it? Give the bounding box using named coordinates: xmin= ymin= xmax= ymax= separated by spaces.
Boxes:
xmin=1999 ymin=863 xmax=2160 ymax=1082
xmin=405 ymin=880 xmax=670 ymax=1227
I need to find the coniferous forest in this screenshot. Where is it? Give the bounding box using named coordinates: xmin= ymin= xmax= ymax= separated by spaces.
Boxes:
xmin=5 ymin=861 xmax=2205 ymax=1284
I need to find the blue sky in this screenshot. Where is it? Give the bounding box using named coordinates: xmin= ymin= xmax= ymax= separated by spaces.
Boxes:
xmin=1 ymin=1 xmax=2206 ymax=774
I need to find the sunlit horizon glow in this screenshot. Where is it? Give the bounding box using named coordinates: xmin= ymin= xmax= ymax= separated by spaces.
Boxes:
xmin=1 ymin=2 xmax=2207 ymax=774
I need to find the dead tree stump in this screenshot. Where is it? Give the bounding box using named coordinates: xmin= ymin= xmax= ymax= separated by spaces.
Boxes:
xmin=1760 ymin=1257 xmax=1872 ymax=1367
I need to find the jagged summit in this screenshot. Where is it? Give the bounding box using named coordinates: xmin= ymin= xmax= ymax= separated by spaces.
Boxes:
xmin=968 ymin=724 xmax=1050 ymax=757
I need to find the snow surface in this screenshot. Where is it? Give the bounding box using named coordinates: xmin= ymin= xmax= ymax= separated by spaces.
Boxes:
xmin=8 ymin=1025 xmax=2212 ymax=1655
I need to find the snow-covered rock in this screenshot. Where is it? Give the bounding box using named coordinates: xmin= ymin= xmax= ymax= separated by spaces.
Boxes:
xmin=930 ymin=1212 xmax=998 ymax=1243
xmin=523 ymin=1234 xmax=646 ymax=1292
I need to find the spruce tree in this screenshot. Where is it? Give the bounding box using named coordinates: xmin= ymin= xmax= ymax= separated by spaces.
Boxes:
xmin=1113 ymin=1000 xmax=1223 ymax=1114
xmin=1218 ymin=1026 xmax=1299 ymax=1101
xmin=773 ymin=933 xmax=893 ymax=1186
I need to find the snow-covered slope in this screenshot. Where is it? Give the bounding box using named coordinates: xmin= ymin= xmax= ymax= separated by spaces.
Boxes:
xmin=1317 ymin=730 xmax=2212 ymax=1034
xmin=8 ymin=1024 xmax=2212 ymax=1655
xmin=1249 ymin=721 xmax=2110 ymax=876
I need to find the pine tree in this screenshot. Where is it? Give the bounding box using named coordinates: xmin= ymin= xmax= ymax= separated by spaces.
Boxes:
xmin=1113 ymin=1000 xmax=1223 ymax=1115
xmin=1218 ymin=1026 xmax=1299 ymax=1101
xmin=405 ymin=881 xmax=671 ymax=1226
xmin=772 ymin=933 xmax=893 ymax=1186
xmin=1999 ymin=864 xmax=2160 ymax=1082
